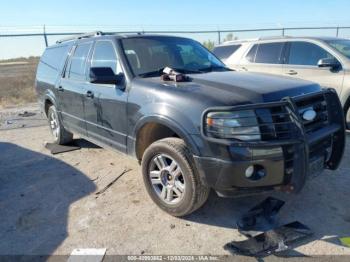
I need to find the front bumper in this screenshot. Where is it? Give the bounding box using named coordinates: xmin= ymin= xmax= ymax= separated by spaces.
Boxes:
xmin=194 ymin=89 xmax=346 ymax=197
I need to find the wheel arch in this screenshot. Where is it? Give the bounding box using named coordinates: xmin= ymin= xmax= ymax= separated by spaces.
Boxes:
xmin=132 ymin=115 xmax=200 ymax=161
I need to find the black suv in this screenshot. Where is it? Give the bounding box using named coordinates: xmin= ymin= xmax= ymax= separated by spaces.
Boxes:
xmin=36 ymin=32 xmax=345 ymax=216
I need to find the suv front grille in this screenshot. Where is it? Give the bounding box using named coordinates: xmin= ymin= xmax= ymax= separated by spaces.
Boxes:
xmin=294 ymin=93 xmax=329 ymax=134
xmin=255 ymin=93 xmax=329 ymax=141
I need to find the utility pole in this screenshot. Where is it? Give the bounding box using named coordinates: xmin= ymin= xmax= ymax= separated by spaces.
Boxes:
xmin=43 ymin=25 xmax=48 ymax=47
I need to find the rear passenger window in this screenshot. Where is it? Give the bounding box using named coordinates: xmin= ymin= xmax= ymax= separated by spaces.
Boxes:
xmin=212 ymin=45 xmax=241 ymax=60
xmin=255 ymin=43 xmax=284 ymax=64
xmin=288 ymin=42 xmax=333 ymax=66
xmin=68 ymin=43 xmax=92 ymax=81
xmin=91 ymin=41 xmax=121 ymax=74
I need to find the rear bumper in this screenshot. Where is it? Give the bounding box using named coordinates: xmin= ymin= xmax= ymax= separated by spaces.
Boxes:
xmin=194 ymin=89 xmax=346 ymax=197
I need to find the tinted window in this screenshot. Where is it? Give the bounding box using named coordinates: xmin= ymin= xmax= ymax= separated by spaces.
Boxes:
xmin=246 ymin=44 xmax=258 ymax=62
xmin=91 ymin=41 xmax=121 ymax=74
xmin=288 ymin=42 xmax=333 ymax=66
xmin=255 ymin=43 xmax=284 ymax=64
xmin=41 ymin=45 xmax=70 ymax=70
xmin=68 ymin=43 xmax=92 ymax=81
xmin=212 ymin=45 xmax=241 ymax=60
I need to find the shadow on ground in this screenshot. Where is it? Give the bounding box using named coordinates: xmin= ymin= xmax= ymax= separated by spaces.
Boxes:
xmin=0 ymin=142 xmax=96 ymax=255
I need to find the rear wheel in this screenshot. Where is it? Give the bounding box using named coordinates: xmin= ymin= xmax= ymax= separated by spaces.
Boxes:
xmin=141 ymin=138 xmax=210 ymax=217
xmin=47 ymin=105 xmax=73 ymax=145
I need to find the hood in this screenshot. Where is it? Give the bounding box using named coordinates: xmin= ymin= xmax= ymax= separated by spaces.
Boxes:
xmin=188 ymin=71 xmax=321 ymax=103
xmin=139 ymin=71 xmax=321 ymax=106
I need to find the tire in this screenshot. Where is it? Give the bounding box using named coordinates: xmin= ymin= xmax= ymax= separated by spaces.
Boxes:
xmin=345 ymin=100 xmax=350 ymax=130
xmin=47 ymin=105 xmax=73 ymax=145
xmin=141 ymin=138 xmax=210 ymax=217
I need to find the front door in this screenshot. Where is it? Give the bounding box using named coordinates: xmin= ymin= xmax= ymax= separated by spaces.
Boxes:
xmin=58 ymin=42 xmax=93 ymax=135
xmin=283 ymin=41 xmax=345 ymax=95
xmin=84 ymin=40 xmax=128 ymax=152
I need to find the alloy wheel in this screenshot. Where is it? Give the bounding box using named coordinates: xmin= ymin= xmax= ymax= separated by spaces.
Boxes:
xmin=148 ymin=154 xmax=185 ymax=205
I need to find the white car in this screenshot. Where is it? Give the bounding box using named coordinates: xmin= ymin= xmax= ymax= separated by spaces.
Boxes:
xmin=213 ymin=36 xmax=350 ymax=128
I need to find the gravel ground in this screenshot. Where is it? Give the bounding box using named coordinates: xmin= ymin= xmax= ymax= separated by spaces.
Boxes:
xmin=0 ymin=104 xmax=350 ymax=260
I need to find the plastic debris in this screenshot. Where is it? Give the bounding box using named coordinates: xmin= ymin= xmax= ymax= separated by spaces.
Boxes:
xmin=224 ymin=197 xmax=313 ymax=257
xmin=224 ymin=221 xmax=313 ymax=257
xmin=18 ymin=111 xmax=36 ymax=117
xmin=45 ymin=142 xmax=81 ymax=154
xmin=237 ymin=197 xmax=285 ymax=237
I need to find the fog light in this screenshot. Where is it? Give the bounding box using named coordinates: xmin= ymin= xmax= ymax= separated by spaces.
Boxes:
xmin=245 ymin=166 xmax=255 ymax=178
xmin=245 ymin=165 xmax=266 ymax=181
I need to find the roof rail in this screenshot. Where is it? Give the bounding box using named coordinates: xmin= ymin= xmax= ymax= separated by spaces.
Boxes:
xmin=56 ymin=31 xmax=103 ymax=44
xmin=257 ymin=35 xmax=291 ymax=40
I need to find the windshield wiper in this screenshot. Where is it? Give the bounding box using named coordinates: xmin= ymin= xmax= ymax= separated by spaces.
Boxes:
xmin=197 ymin=65 xmax=233 ymax=73
xmin=138 ymin=67 xmax=202 ymax=78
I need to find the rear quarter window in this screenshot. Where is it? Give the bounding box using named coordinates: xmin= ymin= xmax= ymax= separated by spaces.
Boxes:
xmin=37 ymin=45 xmax=70 ymax=83
xmin=212 ymin=45 xmax=241 ymax=60
xmin=40 ymin=45 xmax=70 ymax=70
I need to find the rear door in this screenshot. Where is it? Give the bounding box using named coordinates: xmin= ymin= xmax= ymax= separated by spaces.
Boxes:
xmin=238 ymin=42 xmax=285 ymax=75
xmin=84 ymin=40 xmax=128 ymax=152
xmin=283 ymin=41 xmax=344 ymax=95
xmin=58 ymin=42 xmax=93 ymax=135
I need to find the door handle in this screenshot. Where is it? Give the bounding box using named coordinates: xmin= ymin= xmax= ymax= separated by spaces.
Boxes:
xmin=58 ymin=86 xmax=64 ymax=92
xmin=286 ymin=70 xmax=298 ymax=75
xmin=241 ymin=66 xmax=248 ymax=71
xmin=86 ymin=90 xmax=94 ymax=98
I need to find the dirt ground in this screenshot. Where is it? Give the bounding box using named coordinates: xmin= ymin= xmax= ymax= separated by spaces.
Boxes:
xmin=1 ymin=104 xmax=350 ymax=259
xmin=0 ymin=57 xmax=39 ymax=107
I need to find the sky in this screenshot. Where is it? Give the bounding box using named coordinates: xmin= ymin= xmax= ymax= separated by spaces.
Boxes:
xmin=1 ymin=0 xmax=350 ymax=59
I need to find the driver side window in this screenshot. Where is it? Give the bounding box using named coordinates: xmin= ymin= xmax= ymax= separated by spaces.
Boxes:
xmin=91 ymin=41 xmax=122 ymax=74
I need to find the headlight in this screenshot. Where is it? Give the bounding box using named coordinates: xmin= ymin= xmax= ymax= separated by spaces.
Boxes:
xmin=205 ymin=110 xmax=261 ymax=141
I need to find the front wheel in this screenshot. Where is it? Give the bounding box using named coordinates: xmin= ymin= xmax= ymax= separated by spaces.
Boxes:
xmin=141 ymin=138 xmax=210 ymax=217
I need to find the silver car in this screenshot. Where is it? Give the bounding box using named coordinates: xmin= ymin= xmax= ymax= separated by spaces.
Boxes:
xmin=213 ymin=36 xmax=350 ymax=128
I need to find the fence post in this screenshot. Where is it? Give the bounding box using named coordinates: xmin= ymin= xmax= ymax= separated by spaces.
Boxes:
xmin=282 ymin=28 xmax=285 ymax=36
xmin=43 ymin=25 xmax=48 ymax=47
xmin=336 ymin=26 xmax=339 ymax=37
xmin=218 ymin=30 xmax=221 ymax=44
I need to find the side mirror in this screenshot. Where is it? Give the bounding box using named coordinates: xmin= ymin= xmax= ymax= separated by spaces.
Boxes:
xmin=89 ymin=67 xmax=123 ymax=85
xmin=317 ymin=58 xmax=341 ymax=70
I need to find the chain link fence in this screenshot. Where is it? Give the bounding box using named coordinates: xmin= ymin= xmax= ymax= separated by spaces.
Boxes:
xmin=1 ymin=26 xmax=350 ymax=59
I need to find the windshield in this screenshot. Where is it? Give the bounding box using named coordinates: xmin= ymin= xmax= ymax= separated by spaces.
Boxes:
xmin=121 ymin=36 xmax=227 ymax=77
xmin=326 ymin=39 xmax=350 ymax=59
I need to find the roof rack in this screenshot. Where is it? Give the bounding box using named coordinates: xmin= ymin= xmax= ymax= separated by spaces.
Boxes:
xmin=56 ymin=31 xmax=104 ymax=44
xmin=257 ymin=35 xmax=291 ymax=40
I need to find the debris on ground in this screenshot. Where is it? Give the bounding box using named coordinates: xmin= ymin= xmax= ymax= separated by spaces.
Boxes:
xmin=224 ymin=221 xmax=313 ymax=257
xmin=95 ymin=168 xmax=132 ymax=196
xmin=236 ymin=197 xmax=285 ymax=237
xmin=18 ymin=111 xmax=36 ymax=117
xmin=170 ymin=224 xmax=176 ymax=229
xmin=225 ymin=197 xmax=313 ymax=257
xmin=45 ymin=142 xmax=81 ymax=155
xmin=67 ymin=248 xmax=106 ymax=262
